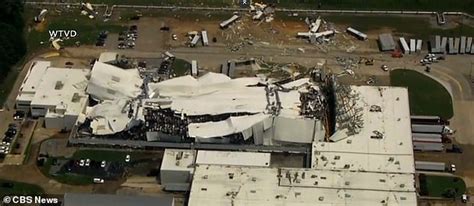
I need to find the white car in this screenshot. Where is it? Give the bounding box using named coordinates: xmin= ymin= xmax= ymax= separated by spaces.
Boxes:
xmin=79 ymin=159 xmax=85 ymax=167
xmin=85 ymin=159 xmax=91 ymax=167
xmin=462 ymin=194 xmax=469 ymax=203
xmin=93 ymin=178 xmax=104 ymax=184
xmin=381 ymin=65 xmax=389 ymax=71
xmin=125 ymin=154 xmax=131 ymax=163
xmin=101 ymin=160 xmax=106 ymax=168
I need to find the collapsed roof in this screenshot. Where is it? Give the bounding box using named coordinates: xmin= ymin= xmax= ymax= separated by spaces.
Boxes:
xmin=87 ymin=61 xmax=143 ymax=101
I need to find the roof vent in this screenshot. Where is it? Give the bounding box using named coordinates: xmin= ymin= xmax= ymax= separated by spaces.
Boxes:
xmin=55 ymin=81 xmax=64 ymax=90
xmin=111 ymin=75 xmax=121 ymax=82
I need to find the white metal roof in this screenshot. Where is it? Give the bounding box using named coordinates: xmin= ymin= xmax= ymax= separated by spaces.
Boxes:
xmin=312 ymin=152 xmax=415 ymax=174
xmin=30 ymin=67 xmax=89 ymax=116
xmin=161 ymin=149 xmax=196 ymax=172
xmin=86 ymin=99 xmax=141 ymax=135
xmin=196 ymin=150 xmax=270 ymax=167
xmin=188 ymin=114 xmax=271 ymax=139
xmin=98 ymin=52 xmax=118 ymax=63
xmin=312 ymin=86 xmax=414 ymax=174
xmin=188 ymin=165 xmax=417 ymax=206
xmin=16 ymin=61 xmax=51 ymax=102
xmin=87 ymin=61 xmax=143 ymax=101
xmin=148 ymin=73 xmax=302 ymax=118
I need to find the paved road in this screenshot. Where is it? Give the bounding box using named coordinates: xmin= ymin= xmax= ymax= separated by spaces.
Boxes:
xmin=23 ymin=1 xmax=474 ymax=19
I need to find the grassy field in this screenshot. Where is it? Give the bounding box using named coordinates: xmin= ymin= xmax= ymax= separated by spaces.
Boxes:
xmin=73 ymin=149 xmax=132 ymax=162
xmin=0 ymin=69 xmax=20 ymax=108
xmin=86 ymin=0 xmax=231 ymax=6
xmin=32 ymin=0 xmax=474 ymax=14
xmin=320 ymin=14 xmax=474 ymax=39
xmin=26 ymin=11 xmax=126 ymax=51
xmin=172 ymin=58 xmax=192 ymax=76
xmin=271 ymin=0 xmax=474 ymax=13
xmin=0 ymin=179 xmax=43 ymax=196
xmin=419 ymin=174 xmax=466 ymax=197
xmin=390 ymin=69 xmax=454 ymax=119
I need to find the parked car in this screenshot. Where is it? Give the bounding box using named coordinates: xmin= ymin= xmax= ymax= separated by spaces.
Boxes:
xmin=85 ymin=159 xmax=91 ymax=167
xmin=101 ymin=160 xmax=106 ymax=168
xmin=13 ymin=111 xmax=25 ymax=120
xmin=79 ymin=159 xmax=85 ymax=167
xmin=93 ymin=178 xmax=104 ymax=184
xmin=462 ymin=194 xmax=469 ymax=203
xmin=125 ymin=154 xmax=131 ymax=163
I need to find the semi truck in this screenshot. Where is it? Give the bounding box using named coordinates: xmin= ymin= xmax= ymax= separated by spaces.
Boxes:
xmin=411 ymin=124 xmax=453 ymax=134
xmin=415 ymin=161 xmax=456 ymax=172
xmin=413 ymin=142 xmax=444 ymax=152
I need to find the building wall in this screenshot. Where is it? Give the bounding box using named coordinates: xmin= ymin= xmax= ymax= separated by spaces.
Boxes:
xmin=160 ymin=169 xmax=192 ymax=191
xmin=15 ymin=100 xmax=32 ymax=111
xmin=44 ymin=114 xmax=79 ymax=131
xmin=31 ymin=105 xmax=51 ymax=117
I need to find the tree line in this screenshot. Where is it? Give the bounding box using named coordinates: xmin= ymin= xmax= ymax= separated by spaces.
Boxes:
xmin=0 ymin=0 xmax=26 ymax=80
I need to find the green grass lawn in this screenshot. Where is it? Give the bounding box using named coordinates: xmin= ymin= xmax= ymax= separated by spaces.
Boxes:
xmin=390 ymin=69 xmax=453 ymax=119
xmin=419 ymin=175 xmax=466 ymax=198
xmin=85 ymin=0 xmax=231 ymax=6
xmin=39 ymin=157 xmax=93 ymax=185
xmin=172 ymin=58 xmax=191 ymax=76
xmin=273 ymin=0 xmax=474 ymax=14
xmin=0 ymin=179 xmax=43 ymax=196
xmin=26 ymin=11 xmax=126 ymax=51
xmin=72 ymin=149 xmax=153 ymax=162
xmin=0 ymin=69 xmax=20 ymax=108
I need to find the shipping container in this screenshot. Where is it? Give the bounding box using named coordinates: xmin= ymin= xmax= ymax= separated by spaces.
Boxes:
xmin=346 ymin=27 xmax=367 ymax=40
xmin=219 ymin=15 xmax=240 ymax=28
xmin=460 ymin=36 xmax=466 ymax=54
xmin=201 ymin=30 xmax=209 ymax=46
xmin=413 ymin=142 xmax=444 ymax=152
xmin=410 ymin=39 xmax=416 ymax=53
xmin=400 ymin=37 xmax=410 ymax=55
xmin=415 ymin=161 xmax=446 ymax=171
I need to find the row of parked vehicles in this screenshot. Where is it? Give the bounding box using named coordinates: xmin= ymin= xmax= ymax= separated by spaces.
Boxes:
xmin=76 ymin=155 xmax=131 ymax=184
xmin=118 ymin=25 xmax=138 ymax=49
xmin=0 ymin=124 xmax=17 ymax=155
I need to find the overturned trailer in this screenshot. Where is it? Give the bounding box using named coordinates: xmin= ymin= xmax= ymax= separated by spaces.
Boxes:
xmin=190 ymin=35 xmax=201 ymax=47
xmin=346 ymin=27 xmax=367 ymax=40
xmin=219 ymin=15 xmax=240 ymax=28
xmin=201 ymin=30 xmax=209 ymax=46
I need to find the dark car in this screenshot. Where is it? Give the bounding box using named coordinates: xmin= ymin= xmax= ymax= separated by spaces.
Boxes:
xmin=13 ymin=110 xmax=25 ymax=120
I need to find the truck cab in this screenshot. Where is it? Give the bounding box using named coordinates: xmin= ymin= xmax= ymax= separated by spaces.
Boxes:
xmin=450 ymin=164 xmax=456 ymax=173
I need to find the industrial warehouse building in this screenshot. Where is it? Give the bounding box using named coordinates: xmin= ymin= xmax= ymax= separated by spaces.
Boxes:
xmin=63 ymin=193 xmax=175 ymax=206
xmin=16 ymin=53 xmax=416 ymax=205
xmin=16 ymin=61 xmax=89 ymax=130
xmin=187 ymin=86 xmax=418 ymax=205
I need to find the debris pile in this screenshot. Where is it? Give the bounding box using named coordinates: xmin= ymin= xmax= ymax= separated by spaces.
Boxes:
xmin=296 ymin=16 xmax=335 ymax=44
xmin=80 ymin=2 xmax=97 ymax=19
xmin=34 ymin=9 xmax=48 ymax=23
xmin=250 ymin=3 xmax=275 ymax=23
xmin=187 ymin=30 xmax=210 ymax=47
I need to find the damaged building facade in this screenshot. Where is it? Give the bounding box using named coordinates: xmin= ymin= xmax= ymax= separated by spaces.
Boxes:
xmin=69 ymin=53 xmax=329 ymax=152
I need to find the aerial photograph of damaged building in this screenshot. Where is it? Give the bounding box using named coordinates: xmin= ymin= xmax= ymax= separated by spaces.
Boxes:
xmin=1 ymin=0 xmax=474 ymax=206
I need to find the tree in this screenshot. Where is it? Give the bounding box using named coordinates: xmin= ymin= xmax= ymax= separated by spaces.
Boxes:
xmin=0 ymin=0 xmax=25 ymax=79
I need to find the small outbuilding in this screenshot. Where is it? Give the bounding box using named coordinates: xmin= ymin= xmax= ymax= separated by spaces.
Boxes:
xmin=378 ymin=33 xmax=396 ymax=51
